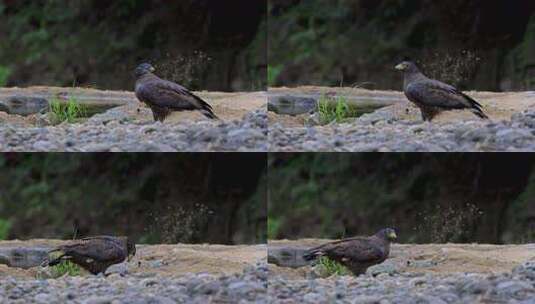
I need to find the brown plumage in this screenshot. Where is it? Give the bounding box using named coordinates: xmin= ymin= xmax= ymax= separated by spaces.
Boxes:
xmin=46 ymin=236 xmax=136 ymax=275
xmin=395 ymin=61 xmax=488 ymax=121
xmin=134 ymin=63 xmax=218 ymax=122
xmin=303 ymin=228 xmax=397 ymax=275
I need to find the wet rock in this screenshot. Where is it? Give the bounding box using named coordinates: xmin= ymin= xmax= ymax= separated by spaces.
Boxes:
xmin=267 ymin=260 xmax=535 ymax=303
xmin=106 ymin=263 xmax=129 ymax=276
xmin=302 ymin=292 xmax=326 ymax=303
xmin=366 ymin=263 xmax=399 ymax=276
xmin=268 ymin=95 xmax=317 ymax=115
xmin=0 ymin=247 xmax=50 ymax=269
xmin=270 ymin=109 xmax=535 ymax=152
xmin=268 ymin=247 xmax=310 ymax=268
xmin=0 ymin=107 xmax=267 ymax=152
xmin=1 ymin=96 xmax=49 ymax=116
xmin=493 ymin=280 xmax=534 ymax=300
xmin=0 ymin=264 xmax=269 ymax=303
xmin=513 ymin=261 xmax=535 ymax=281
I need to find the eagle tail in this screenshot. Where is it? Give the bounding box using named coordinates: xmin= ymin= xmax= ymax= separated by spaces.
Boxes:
xmin=302 ymin=249 xmax=322 ymax=261
xmin=461 ymin=92 xmax=488 ymax=120
xmin=470 ymin=108 xmax=489 ymax=119
xmin=200 ymin=108 xmax=219 ymax=120
xmin=191 ymin=94 xmax=219 ymax=120
xmin=43 ymin=253 xmax=67 ymax=267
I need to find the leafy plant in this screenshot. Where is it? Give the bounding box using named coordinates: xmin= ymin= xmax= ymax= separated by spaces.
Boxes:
xmin=268 ymin=65 xmax=282 ymax=87
xmin=317 ymin=256 xmax=350 ymax=276
xmin=0 ymin=66 xmax=10 ymax=86
xmin=50 ymin=261 xmax=82 ymax=277
xmin=267 ymin=217 xmax=281 ymax=239
xmin=0 ymin=219 xmax=11 ymax=240
xmin=49 ymin=97 xmax=87 ymax=124
xmin=317 ymin=95 xmax=357 ymax=124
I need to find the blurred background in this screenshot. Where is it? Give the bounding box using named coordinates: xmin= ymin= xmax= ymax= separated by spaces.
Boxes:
xmin=0 ymin=0 xmax=266 ymax=91
xmin=268 ymin=153 xmax=535 ymax=244
xmin=0 ymin=153 xmax=266 ymax=244
xmin=269 ymin=0 xmax=535 ymax=91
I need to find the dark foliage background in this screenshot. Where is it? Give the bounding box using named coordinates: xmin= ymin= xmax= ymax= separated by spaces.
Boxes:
xmin=268 ymin=153 xmax=535 ymax=244
xmin=0 ymin=153 xmax=267 ymax=245
xmin=0 ymin=0 xmax=266 ymax=91
xmin=269 ymin=0 xmax=535 ymax=91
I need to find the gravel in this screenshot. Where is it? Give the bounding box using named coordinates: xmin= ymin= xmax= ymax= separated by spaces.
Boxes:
xmin=268 ymin=261 xmax=535 ymax=303
xmin=0 ymin=263 xmax=268 ymax=304
xmin=269 ymin=108 xmax=535 ymax=152
xmin=0 ymin=106 xmax=267 ymax=152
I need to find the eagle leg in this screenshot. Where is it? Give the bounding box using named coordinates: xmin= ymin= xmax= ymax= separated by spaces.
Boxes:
xmin=419 ymin=106 xmax=440 ymax=122
xmin=150 ymin=106 xmax=170 ymax=122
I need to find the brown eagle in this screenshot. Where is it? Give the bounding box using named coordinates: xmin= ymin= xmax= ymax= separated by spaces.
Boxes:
xmin=395 ymin=61 xmax=488 ymax=121
xmin=303 ymin=228 xmax=397 ymax=275
xmin=134 ymin=63 xmax=218 ymax=122
xmin=45 ymin=236 xmax=136 ymax=275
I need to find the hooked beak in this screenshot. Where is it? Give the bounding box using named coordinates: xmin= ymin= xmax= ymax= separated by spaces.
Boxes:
xmin=150 ymin=66 xmax=156 ymax=73
xmin=394 ymin=63 xmax=405 ymax=70
xmin=388 ymin=231 xmax=397 ymax=240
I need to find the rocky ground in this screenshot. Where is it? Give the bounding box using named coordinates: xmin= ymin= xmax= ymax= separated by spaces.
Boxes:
xmin=268 ymin=240 xmax=535 ymax=303
xmin=0 ymin=88 xmax=267 ymax=152
xmin=0 ymin=240 xmax=268 ymax=303
xmin=269 ymin=87 xmax=535 ymax=152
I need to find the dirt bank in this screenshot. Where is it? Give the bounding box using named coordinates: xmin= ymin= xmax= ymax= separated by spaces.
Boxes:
xmin=0 ymin=239 xmax=266 ymax=279
xmin=268 ymin=86 xmax=535 ymax=127
xmin=269 ymin=239 xmax=535 ymax=280
xmin=0 ymin=86 xmax=266 ymax=127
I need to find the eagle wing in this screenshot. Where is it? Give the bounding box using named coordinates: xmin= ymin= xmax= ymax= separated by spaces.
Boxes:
xmin=321 ymin=239 xmax=384 ymax=263
xmin=305 ymin=236 xmax=384 ymax=264
xmin=406 ymin=80 xmax=483 ymax=111
xmin=137 ymin=79 xmax=215 ymax=114
xmin=60 ymin=239 xmax=125 ymax=262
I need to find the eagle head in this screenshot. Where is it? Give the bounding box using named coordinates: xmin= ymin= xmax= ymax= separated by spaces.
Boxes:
xmin=377 ymin=228 xmax=397 ymax=241
xmin=395 ymin=61 xmax=419 ymax=73
xmin=135 ymin=63 xmax=156 ymax=78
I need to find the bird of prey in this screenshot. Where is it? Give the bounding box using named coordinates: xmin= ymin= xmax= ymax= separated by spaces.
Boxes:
xmin=134 ymin=63 xmax=218 ymax=122
xmin=45 ymin=236 xmax=136 ymax=275
xmin=395 ymin=61 xmax=488 ymax=121
xmin=303 ymin=228 xmax=397 ymax=276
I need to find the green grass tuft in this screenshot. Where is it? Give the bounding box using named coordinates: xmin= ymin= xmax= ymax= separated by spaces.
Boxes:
xmin=268 ymin=65 xmax=282 ymax=87
xmin=50 ymin=261 xmax=82 ymax=277
xmin=49 ymin=97 xmax=87 ymax=124
xmin=0 ymin=219 xmax=11 ymax=240
xmin=317 ymin=256 xmax=351 ymax=276
xmin=0 ymin=66 xmax=11 ymax=86
xmin=317 ymin=95 xmax=358 ymax=124
xmin=267 ymin=217 xmax=281 ymax=239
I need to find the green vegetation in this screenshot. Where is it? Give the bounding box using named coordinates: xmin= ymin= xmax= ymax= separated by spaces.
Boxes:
xmin=50 ymin=261 xmax=82 ymax=277
xmin=49 ymin=97 xmax=87 ymax=124
xmin=317 ymin=256 xmax=350 ymax=276
xmin=269 ymin=1 xmax=535 ymax=91
xmin=0 ymin=66 xmax=10 ymax=86
xmin=0 ymin=1 xmax=266 ymax=90
xmin=268 ymin=65 xmax=283 ymax=87
xmin=0 ymin=219 xmax=11 ymax=240
xmin=267 ymin=218 xmax=281 ymax=239
xmin=317 ymin=95 xmax=358 ymax=124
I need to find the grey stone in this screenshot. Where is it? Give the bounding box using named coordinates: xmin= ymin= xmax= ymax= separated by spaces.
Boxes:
xmin=2 ymin=96 xmax=49 ymax=116
xmin=366 ymin=263 xmax=399 ymax=276
xmin=303 ymin=292 xmax=327 ymax=303
xmin=513 ymin=261 xmax=535 ymax=281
